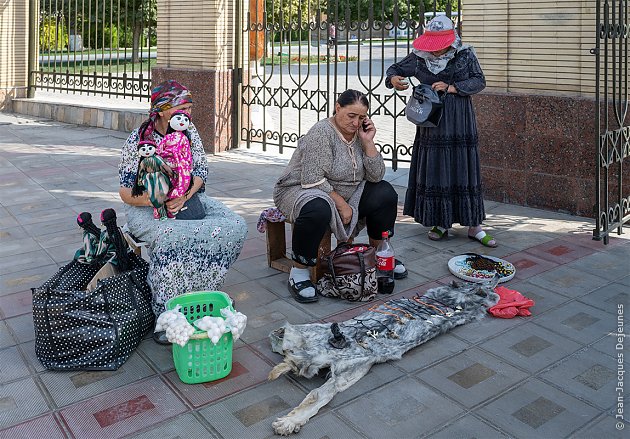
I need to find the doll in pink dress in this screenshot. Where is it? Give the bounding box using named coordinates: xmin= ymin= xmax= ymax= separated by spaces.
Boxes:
xmin=156 ymin=110 xmax=193 ymax=216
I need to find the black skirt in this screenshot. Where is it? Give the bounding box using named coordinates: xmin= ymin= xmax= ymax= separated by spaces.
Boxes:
xmin=403 ymin=92 xmax=486 ymax=228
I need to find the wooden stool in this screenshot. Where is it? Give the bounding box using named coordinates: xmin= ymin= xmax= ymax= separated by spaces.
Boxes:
xmin=266 ymin=220 xmax=331 ymax=281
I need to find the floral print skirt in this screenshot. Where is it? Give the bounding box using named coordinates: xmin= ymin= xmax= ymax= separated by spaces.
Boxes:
xmin=125 ymin=193 xmax=247 ymax=315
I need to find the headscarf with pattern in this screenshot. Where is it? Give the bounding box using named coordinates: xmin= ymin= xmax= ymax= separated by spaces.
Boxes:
xmin=139 ymin=80 xmax=193 ymax=142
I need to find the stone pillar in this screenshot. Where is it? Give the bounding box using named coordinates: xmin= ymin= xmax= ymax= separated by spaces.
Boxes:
xmin=0 ymin=0 xmax=32 ymax=111
xmin=154 ymin=0 xmax=246 ymax=153
xmin=459 ymin=1 xmax=601 ymax=216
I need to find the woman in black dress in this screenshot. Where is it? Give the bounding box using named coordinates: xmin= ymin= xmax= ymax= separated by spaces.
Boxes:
xmin=386 ymin=15 xmax=496 ymax=247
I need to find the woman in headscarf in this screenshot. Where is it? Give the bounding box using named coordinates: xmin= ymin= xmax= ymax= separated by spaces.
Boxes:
xmin=118 ymin=80 xmax=248 ymax=341
xmin=386 ymin=16 xmax=496 ymax=247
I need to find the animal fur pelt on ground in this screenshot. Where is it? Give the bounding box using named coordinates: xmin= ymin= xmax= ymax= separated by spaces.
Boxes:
xmin=268 ymin=276 xmax=500 ymax=435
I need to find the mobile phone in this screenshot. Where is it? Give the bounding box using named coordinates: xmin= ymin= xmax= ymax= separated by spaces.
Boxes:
xmin=362 ymin=120 xmax=369 ymax=132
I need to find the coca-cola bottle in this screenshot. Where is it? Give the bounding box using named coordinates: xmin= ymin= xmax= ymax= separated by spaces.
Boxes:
xmin=376 ymin=231 xmax=395 ymax=294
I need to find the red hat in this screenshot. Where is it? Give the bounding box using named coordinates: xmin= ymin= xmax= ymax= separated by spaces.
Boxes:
xmin=412 ymin=16 xmax=456 ymax=52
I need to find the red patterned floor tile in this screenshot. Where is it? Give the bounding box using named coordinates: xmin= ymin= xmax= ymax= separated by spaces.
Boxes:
xmin=164 ymin=346 xmax=272 ymax=408
xmin=524 ymin=239 xmax=597 ymax=264
xmin=59 ymin=376 xmax=186 ymax=439
xmin=0 ymin=414 xmax=67 ymax=439
xmin=503 ymin=252 xmax=560 ymax=280
xmin=0 ymin=290 xmax=32 ymax=318
xmin=558 ymin=231 xmax=628 ymax=250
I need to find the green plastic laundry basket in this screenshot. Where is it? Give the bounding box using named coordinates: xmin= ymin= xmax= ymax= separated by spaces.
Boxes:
xmin=166 ymin=291 xmax=234 ymax=384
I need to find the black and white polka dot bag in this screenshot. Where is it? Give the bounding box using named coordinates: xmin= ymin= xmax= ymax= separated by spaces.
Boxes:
xmin=32 ymin=209 xmax=154 ymax=371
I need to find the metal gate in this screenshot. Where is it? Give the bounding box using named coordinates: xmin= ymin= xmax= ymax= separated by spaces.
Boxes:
xmin=593 ymin=0 xmax=630 ymax=243
xmin=28 ymin=0 xmax=156 ymax=100
xmin=237 ymin=0 xmax=461 ymax=170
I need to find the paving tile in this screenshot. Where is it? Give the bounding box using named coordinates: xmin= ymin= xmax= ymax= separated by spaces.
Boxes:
xmin=222 ymin=280 xmax=279 ymax=311
xmin=527 ymin=265 xmax=609 ymax=298
xmin=0 ymin=413 xmax=66 ymax=439
xmin=127 ymin=413 xmax=216 ymax=439
xmin=0 ymin=264 xmax=60 ymax=297
xmin=0 ymin=346 xmax=30 ymax=383
xmin=449 ymin=312 xmax=526 ymax=344
xmin=12 ymin=210 xmax=77 ymax=228
xmin=0 ymin=377 xmax=50 ymax=429
xmin=292 ymin=361 xmax=405 ymax=408
xmin=476 ymin=378 xmax=600 ymax=438
xmin=237 ymin=237 xmax=268 ymax=261
xmin=40 ymin=353 xmax=155 ymax=407
xmin=426 ymin=414 xmax=509 ymax=439
xmin=416 ymin=348 xmax=528 ymax=408
xmin=578 ymin=282 xmax=629 ymax=314
xmin=539 ymin=348 xmax=618 ymax=410
xmin=534 ymin=301 xmax=616 ymax=345
xmin=0 ymin=226 xmax=29 ymax=243
xmin=0 ymin=250 xmax=55 ymax=276
xmin=0 ymin=321 xmax=16 ymax=349
xmin=395 ymin=333 xmax=470 ymax=373
xmin=0 ymin=238 xmax=42 ymax=258
xmin=479 ymin=322 xmax=581 ymax=373
xmin=339 ymin=377 xmax=465 ymax=438
xmin=560 ymin=230 xmax=629 ymax=252
xmin=165 ymin=346 xmax=271 ymax=408
xmin=231 ymin=254 xmax=282 ymax=281
xmin=490 ymin=229 xmax=557 ymax=253
xmin=4 ymin=314 xmax=35 ymax=344
xmin=503 ymin=251 xmax=559 ymax=280
xmin=136 ymin=338 xmax=175 ymax=373
xmin=197 ymin=379 xmax=314 ymax=438
xmin=236 ymin=299 xmax=316 ymax=344
xmin=571 ymin=414 xmax=628 ymax=439
xmin=591 ymin=333 xmax=629 ymax=359
xmin=0 ymin=216 xmax=18 ymax=229
xmin=248 ymin=338 xmax=285 ymax=368
xmin=524 ymin=238 xmax=597 ymax=265
xmin=42 ymin=244 xmax=77 ymax=265
xmin=566 ymin=250 xmax=630 ymax=282
xmin=0 ymin=290 xmax=32 ymax=319
xmin=18 ymin=341 xmax=47 ymax=373
xmin=59 ymin=376 xmax=186 ymax=439
xmin=406 ymin=250 xmax=458 ymax=280
xmin=33 ymin=227 xmax=82 ymax=250
xmin=500 ymin=279 xmax=571 ymax=316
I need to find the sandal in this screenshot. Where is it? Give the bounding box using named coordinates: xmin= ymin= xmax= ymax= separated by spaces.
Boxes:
xmin=428 ymin=226 xmax=448 ymax=241
xmin=468 ymin=231 xmax=498 ymax=248
xmin=394 ymin=259 xmax=408 ymax=279
xmin=288 ymin=279 xmax=319 ymax=303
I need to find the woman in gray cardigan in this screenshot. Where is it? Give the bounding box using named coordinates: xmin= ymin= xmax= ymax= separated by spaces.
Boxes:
xmin=274 ymin=90 xmax=407 ymax=302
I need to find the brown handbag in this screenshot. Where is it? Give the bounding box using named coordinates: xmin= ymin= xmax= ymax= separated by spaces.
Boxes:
xmin=317 ymin=243 xmax=378 ymax=302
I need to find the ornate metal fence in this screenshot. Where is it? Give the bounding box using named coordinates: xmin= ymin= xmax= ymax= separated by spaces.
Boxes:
xmin=238 ymin=0 xmax=461 ymax=169
xmin=29 ymin=0 xmax=156 ymax=100
xmin=593 ymin=0 xmax=630 ymax=243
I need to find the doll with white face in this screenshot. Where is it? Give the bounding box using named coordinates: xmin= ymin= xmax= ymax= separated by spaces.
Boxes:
xmin=132 ymin=140 xmax=174 ymax=220
xmin=156 ymin=110 xmax=193 ymax=203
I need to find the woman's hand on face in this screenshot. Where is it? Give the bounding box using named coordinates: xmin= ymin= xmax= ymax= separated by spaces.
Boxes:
xmin=358 ymin=117 xmax=376 ymax=142
xmin=391 ymin=76 xmax=410 ymax=91
xmin=337 ymin=202 xmax=353 ymax=225
xmin=166 ymin=195 xmax=187 ymax=214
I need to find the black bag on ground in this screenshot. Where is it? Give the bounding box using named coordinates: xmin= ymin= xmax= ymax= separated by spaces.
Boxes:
xmin=317 ymin=243 xmax=378 ymax=302
xmin=32 ymin=209 xmax=154 ymax=371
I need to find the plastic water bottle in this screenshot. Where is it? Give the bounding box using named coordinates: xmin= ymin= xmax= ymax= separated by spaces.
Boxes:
xmin=376 ymin=231 xmax=395 ymax=294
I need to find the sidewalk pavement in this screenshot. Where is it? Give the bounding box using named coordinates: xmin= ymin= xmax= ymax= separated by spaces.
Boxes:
xmin=0 ymin=111 xmax=628 ymax=439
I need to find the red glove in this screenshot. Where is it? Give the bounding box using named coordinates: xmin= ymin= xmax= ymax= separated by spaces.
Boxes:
xmin=489 ymin=286 xmax=535 ymax=319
